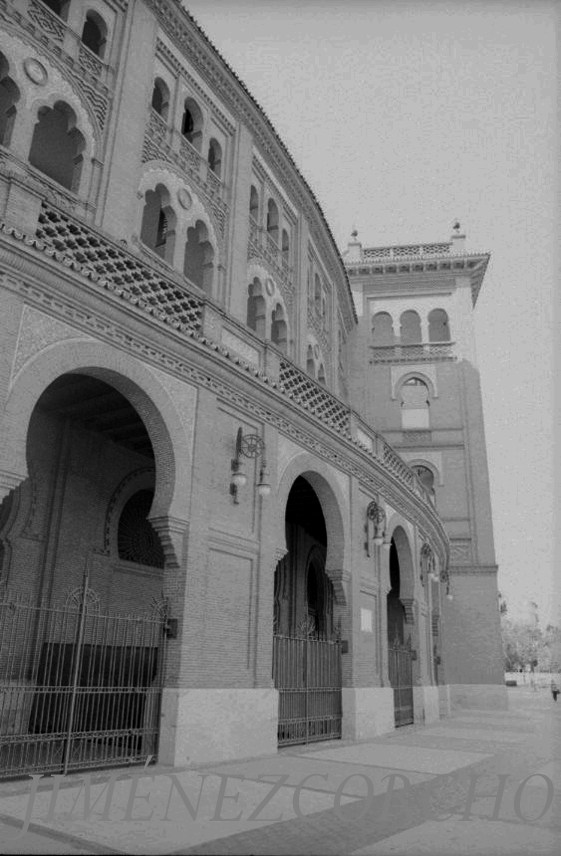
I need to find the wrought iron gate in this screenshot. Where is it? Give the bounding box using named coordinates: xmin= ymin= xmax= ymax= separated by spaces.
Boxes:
xmin=0 ymin=581 xmax=167 ymax=780
xmin=388 ymin=637 xmax=414 ymax=727
xmin=273 ymin=632 xmax=342 ymax=746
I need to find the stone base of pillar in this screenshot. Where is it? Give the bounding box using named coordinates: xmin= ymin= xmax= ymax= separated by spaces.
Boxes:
xmin=159 ymin=688 xmax=279 ymax=766
xmin=342 ymin=688 xmax=394 ymax=740
xmin=438 ymin=684 xmax=451 ymax=718
xmin=412 ymin=685 xmax=440 ymax=724
xmin=448 ymin=683 xmax=508 ymax=711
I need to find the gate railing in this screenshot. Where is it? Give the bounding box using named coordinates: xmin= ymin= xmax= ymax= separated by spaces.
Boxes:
xmin=0 ymin=582 xmax=167 ymax=780
xmin=388 ymin=638 xmax=414 ymax=727
xmin=273 ymin=633 xmax=342 ymax=746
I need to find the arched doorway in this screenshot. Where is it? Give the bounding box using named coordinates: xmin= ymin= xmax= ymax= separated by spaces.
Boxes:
xmin=0 ymin=373 xmax=169 ymax=778
xmin=387 ymin=533 xmax=414 ymax=726
xmin=272 ymin=476 xmax=342 ymax=745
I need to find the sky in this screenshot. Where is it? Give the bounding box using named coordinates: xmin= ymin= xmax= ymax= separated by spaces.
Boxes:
xmin=183 ymin=0 xmax=557 ymax=625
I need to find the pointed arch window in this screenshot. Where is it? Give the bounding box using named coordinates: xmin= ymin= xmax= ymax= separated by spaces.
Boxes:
xmin=306 ymin=345 xmax=315 ymax=378
xmin=28 ymin=101 xmax=85 ymax=192
xmin=400 ymin=377 xmax=430 ymax=430
xmin=249 ymin=185 xmax=259 ymax=221
xmin=371 ymin=312 xmax=394 ymax=346
xmin=400 ymin=310 xmax=422 ymax=345
xmin=271 ymin=303 xmax=287 ymax=353
xmin=207 ymin=138 xmax=222 ymax=177
xmin=81 ymin=11 xmax=107 ymax=58
xmin=151 ymin=78 xmax=170 ymax=120
xmin=0 ymin=53 xmax=20 ymax=148
xmin=428 ymin=308 xmax=451 ymax=342
xmin=266 ymin=199 xmax=279 ymax=243
xmin=183 ymin=220 xmax=214 ymax=295
xmin=246 ymin=278 xmax=267 ymax=337
xmin=182 ymin=98 xmax=203 ymax=151
xmin=140 ymin=185 xmax=176 ymax=263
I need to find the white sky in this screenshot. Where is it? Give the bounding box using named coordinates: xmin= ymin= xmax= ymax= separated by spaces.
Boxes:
xmin=183 ymin=0 xmax=557 ymax=625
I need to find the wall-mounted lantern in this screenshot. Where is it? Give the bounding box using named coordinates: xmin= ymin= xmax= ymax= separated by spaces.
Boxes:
xmin=365 ymin=500 xmax=386 ymax=555
xmin=231 ymin=427 xmax=269 ymax=503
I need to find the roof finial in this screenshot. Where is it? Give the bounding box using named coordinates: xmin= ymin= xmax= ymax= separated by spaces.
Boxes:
xmin=453 ymin=221 xmax=461 ymax=233
xmin=351 ymin=225 xmax=358 ymax=241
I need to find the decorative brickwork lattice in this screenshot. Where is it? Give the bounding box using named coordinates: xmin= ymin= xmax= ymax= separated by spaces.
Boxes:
xmin=35 ymin=205 xmax=204 ymax=332
xmin=28 ymin=0 xmax=65 ymax=42
xmin=279 ymin=360 xmax=349 ymax=433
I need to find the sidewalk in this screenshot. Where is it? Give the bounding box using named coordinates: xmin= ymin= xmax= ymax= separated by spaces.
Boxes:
xmin=0 ymin=687 xmax=558 ymax=855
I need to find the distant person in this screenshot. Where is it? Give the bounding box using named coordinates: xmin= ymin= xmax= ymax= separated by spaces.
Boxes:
xmin=551 ymin=680 xmax=559 ymax=702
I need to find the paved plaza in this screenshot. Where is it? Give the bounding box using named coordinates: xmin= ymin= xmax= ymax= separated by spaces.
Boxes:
xmin=0 ymin=687 xmax=558 ymax=855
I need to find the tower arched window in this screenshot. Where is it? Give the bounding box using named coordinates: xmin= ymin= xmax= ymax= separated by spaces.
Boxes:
xmin=207 ymin=138 xmax=222 ymax=177
xmin=151 ymin=78 xmax=170 ymax=121
xmin=412 ymin=465 xmax=436 ymax=500
xmin=246 ymin=278 xmax=266 ymax=337
xmin=182 ymin=98 xmax=203 ymax=151
xmin=0 ymin=53 xmax=20 ymax=148
xmin=117 ymin=490 xmax=165 ymax=569
xmin=371 ymin=312 xmax=394 ymax=346
xmin=183 ymin=220 xmax=214 ymax=295
xmin=428 ymin=308 xmax=451 ymax=342
xmin=400 ymin=310 xmax=422 ymax=345
xmin=317 ymin=363 xmax=326 ymax=386
xmin=81 ymin=11 xmax=107 ymax=58
xmin=249 ymin=185 xmax=259 ymax=221
xmin=140 ymin=185 xmax=176 ymax=263
xmin=266 ymin=199 xmax=279 ymax=243
xmin=271 ymin=303 xmax=287 ymax=353
xmin=28 ymin=101 xmax=85 ymax=192
xmin=400 ymin=377 xmax=430 ymax=430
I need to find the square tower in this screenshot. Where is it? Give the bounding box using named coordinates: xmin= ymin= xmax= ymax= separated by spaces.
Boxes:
xmin=344 ymin=226 xmax=506 ymax=710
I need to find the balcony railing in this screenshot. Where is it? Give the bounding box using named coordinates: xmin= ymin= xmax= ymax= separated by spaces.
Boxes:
xmin=25 ymin=0 xmax=115 ymax=88
xmin=0 ymin=200 xmax=440 ymax=519
xmin=362 ymin=242 xmax=452 ymax=261
xmin=370 ymin=343 xmax=455 ymax=363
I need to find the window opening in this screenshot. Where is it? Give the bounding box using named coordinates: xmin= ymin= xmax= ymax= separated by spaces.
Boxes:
xmin=117 ymin=489 xmax=165 ymax=569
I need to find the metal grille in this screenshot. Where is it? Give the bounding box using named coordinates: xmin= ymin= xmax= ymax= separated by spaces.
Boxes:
xmin=273 ymin=634 xmax=342 ymax=746
xmin=0 ymin=583 xmax=167 ymax=780
xmin=388 ymin=640 xmax=414 ymax=727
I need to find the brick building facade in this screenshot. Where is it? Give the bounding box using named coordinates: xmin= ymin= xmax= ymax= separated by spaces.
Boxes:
xmin=0 ymin=0 xmax=505 ymax=776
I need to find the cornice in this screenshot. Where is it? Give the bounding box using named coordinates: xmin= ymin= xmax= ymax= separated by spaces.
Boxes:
xmin=346 ymin=254 xmax=490 ymax=307
xmin=0 ymin=231 xmax=448 ymax=565
xmin=142 ymin=0 xmax=357 ymax=328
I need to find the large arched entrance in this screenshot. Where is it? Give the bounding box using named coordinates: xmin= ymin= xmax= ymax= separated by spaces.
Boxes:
xmin=272 ymin=476 xmax=342 ymax=746
xmin=0 ymin=373 xmax=170 ymax=778
xmin=387 ymin=529 xmax=414 ymax=726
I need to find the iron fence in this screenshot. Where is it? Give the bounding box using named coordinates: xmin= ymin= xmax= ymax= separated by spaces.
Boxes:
xmin=0 ymin=581 xmax=167 ymax=780
xmin=388 ymin=639 xmax=414 ymax=727
xmin=273 ymin=633 xmax=342 ymax=746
